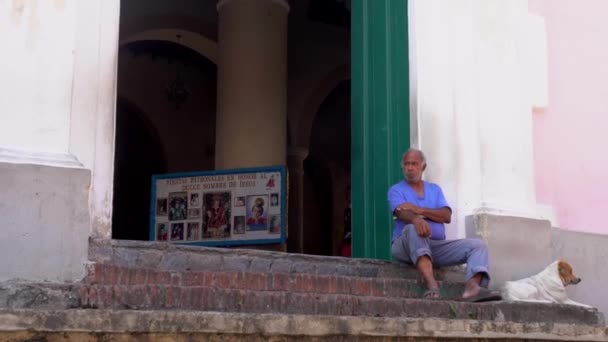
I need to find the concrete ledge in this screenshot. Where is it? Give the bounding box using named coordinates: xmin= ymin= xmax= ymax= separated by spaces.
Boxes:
xmin=466 ymin=213 xmax=554 ymax=288
xmin=0 ymin=283 xmax=79 ymax=310
xmin=0 ymin=309 xmax=606 ymax=341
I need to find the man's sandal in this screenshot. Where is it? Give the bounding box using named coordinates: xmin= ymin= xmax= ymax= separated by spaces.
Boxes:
xmin=422 ymin=287 xmax=441 ymax=300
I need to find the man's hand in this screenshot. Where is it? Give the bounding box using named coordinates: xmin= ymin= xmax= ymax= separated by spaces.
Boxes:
xmin=397 ymin=203 xmax=423 ymax=215
xmin=413 ymin=216 xmax=431 ymax=238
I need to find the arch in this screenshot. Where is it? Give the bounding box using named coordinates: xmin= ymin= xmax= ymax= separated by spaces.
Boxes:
xmin=294 ymin=64 xmax=350 ymax=148
xmin=120 ymin=29 xmax=218 ymax=65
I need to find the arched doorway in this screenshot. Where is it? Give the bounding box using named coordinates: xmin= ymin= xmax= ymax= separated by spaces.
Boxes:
xmin=112 ymin=98 xmax=167 ymax=240
xmin=112 ymin=39 xmax=218 ymax=240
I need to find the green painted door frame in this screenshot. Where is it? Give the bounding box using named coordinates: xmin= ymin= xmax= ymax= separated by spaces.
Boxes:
xmin=351 ymin=0 xmax=410 ymax=260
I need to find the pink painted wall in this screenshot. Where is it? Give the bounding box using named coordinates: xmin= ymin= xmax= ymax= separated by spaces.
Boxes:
xmin=530 ymin=0 xmax=608 ymax=234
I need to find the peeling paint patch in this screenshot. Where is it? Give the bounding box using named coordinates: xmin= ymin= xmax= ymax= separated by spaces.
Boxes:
xmin=10 ymin=0 xmax=26 ymax=26
xmin=53 ymin=0 xmax=64 ymax=11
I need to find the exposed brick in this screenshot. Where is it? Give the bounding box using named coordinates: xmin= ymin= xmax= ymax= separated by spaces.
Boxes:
xmin=192 ymin=272 xmax=204 ymax=286
xmin=255 ymin=273 xmax=267 ymax=290
xmin=290 ymin=274 xmax=303 ymax=292
xmin=88 ymin=286 xmax=98 ymax=308
xmin=226 ymin=272 xmax=238 ymax=289
xmin=190 ymin=286 xmax=203 ymax=309
xmin=97 ymin=286 xmax=106 ymax=308
xmin=170 ymin=273 xmax=181 ymax=286
xmin=165 ymin=286 xmax=175 ymax=308
xmin=336 ymin=276 xmax=352 ymax=295
xmin=92 ymin=263 xmax=103 ymax=284
xmin=128 ymin=269 xmax=138 ymax=286
xmin=353 ymin=278 xmax=372 ymax=296
xmin=315 ymin=294 xmax=336 ymax=315
xmin=111 ymin=266 xmax=120 ymax=285
xmin=146 ymin=285 xmax=158 ymax=308
xmin=234 ymin=272 xmax=247 ymax=289
xmin=78 ymin=286 xmax=89 ymax=306
xmin=302 ymin=274 xmax=314 ymax=292
xmin=204 ymin=271 xmax=213 ymax=287
xmin=314 ymin=275 xmax=330 ymax=293
xmin=180 ymin=287 xmax=191 ymax=309
xmin=126 ymin=285 xmax=146 ymax=309
xmin=271 ymin=273 xmax=288 ymax=291
xmin=224 ymin=289 xmax=240 ymax=312
xmin=213 ymin=272 xmax=230 ymax=289
xmin=242 ymin=288 xmax=255 ymax=312
xmin=371 ymin=278 xmax=386 ymax=297
xmin=335 ymin=294 xmax=355 ymax=316
xmin=101 ymin=265 xmax=114 ymax=285
xmin=235 ymin=290 xmax=246 ymax=311
xmin=270 ymin=291 xmax=285 ymax=312
xmin=383 ymin=278 xmax=402 ymax=297
xmin=135 ymin=269 xmax=147 ymax=285
xmin=201 ymin=287 xmax=217 ymax=310
xmin=328 ymin=275 xmax=338 ymax=294
xmin=181 ymin=272 xmax=194 ymax=286
xmin=118 ymin=267 xmax=130 ymax=285
xmin=102 ymin=285 xmax=114 ymax=307
xmin=112 ymin=286 xmax=123 ymax=308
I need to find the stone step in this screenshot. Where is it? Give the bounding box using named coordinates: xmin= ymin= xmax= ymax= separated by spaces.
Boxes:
xmin=84 ymin=239 xmax=606 ymax=328
xmin=77 ymin=280 xmax=604 ymax=326
xmin=89 ymin=238 xmax=466 ymax=282
xmin=1 ymin=309 xmax=607 ymax=341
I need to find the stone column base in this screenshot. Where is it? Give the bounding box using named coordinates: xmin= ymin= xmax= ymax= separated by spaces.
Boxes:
xmin=0 ymin=161 xmax=91 ymax=282
xmin=465 ymin=213 xmax=553 ymax=289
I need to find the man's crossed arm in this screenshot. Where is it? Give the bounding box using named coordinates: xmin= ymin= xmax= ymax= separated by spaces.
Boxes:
xmin=394 ymin=204 xmax=451 ymax=238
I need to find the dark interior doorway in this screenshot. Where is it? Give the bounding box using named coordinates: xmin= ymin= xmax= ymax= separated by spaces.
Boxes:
xmin=112 ymin=98 xmax=167 ymax=240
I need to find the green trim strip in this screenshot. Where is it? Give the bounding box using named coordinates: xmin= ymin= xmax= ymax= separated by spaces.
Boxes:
xmin=351 ymin=0 xmax=410 ymax=260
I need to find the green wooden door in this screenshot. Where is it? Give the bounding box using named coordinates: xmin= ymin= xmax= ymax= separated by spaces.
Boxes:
xmin=351 ymin=0 xmax=410 ymax=260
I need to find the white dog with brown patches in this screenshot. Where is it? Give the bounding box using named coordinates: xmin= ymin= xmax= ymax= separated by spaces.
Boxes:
xmin=501 ymin=260 xmax=592 ymax=308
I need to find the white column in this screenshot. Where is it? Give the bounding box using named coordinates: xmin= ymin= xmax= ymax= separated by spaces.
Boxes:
xmin=0 ymin=0 xmax=120 ymax=282
xmin=70 ymin=0 xmax=121 ymax=238
xmin=215 ymin=0 xmax=288 ymax=169
xmin=410 ymin=0 xmax=555 ymax=238
xmin=0 ymin=0 xmax=77 ymax=160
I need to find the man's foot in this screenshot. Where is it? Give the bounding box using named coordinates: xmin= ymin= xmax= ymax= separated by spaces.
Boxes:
xmin=462 ymin=287 xmax=502 ymax=302
xmin=422 ymin=287 xmax=441 ymax=299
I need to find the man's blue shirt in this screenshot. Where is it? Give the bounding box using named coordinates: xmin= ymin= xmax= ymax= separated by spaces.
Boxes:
xmin=388 ymin=180 xmax=450 ymax=241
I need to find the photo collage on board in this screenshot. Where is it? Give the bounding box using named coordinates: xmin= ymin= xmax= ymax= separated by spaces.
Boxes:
xmin=155 ymin=190 xmax=231 ymax=242
xmin=154 ymin=171 xmax=283 ymax=244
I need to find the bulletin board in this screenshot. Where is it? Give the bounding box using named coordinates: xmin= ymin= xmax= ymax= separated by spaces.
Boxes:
xmin=149 ymin=166 xmax=286 ymax=246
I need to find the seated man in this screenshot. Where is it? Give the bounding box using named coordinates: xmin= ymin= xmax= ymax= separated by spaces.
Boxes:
xmin=388 ymin=148 xmax=501 ymax=302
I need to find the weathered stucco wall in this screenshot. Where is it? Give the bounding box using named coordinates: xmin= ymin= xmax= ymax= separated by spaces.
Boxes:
xmin=530 ymin=0 xmax=608 ymax=235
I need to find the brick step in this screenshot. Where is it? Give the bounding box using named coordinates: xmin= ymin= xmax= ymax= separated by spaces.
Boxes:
xmin=78 ymin=281 xmax=604 ymax=326
xmin=89 ymin=238 xmax=465 ymax=282
xmin=84 ymin=263 xmax=466 ymax=301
